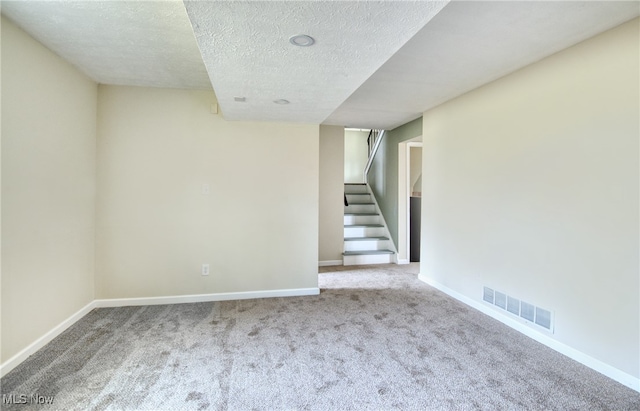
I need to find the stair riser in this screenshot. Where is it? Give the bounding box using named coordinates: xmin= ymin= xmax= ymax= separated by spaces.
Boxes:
xmin=344 ymin=204 xmax=376 ymax=213
xmin=345 ymin=194 xmax=371 ymax=204
xmin=344 ymin=240 xmax=391 ymax=252
xmin=344 ymin=253 xmax=394 ymax=266
xmin=344 ymin=185 xmax=368 ymax=194
xmin=344 ymin=215 xmax=380 ymax=225
xmin=343 ymin=183 xmax=396 ymax=266
xmin=344 ymin=227 xmax=386 ymax=237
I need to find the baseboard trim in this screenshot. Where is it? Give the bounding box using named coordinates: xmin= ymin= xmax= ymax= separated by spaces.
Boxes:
xmin=319 ymin=260 xmax=343 ymax=267
xmin=397 ymin=259 xmax=410 ymax=265
xmin=418 ymin=273 xmax=640 ymax=393
xmin=0 ymin=300 xmax=97 ymax=378
xmin=0 ymin=287 xmax=319 ymax=378
xmin=94 ymin=288 xmax=320 ymax=308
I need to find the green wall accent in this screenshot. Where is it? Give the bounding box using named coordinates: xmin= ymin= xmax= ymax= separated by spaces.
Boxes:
xmin=368 ymin=117 xmax=422 ymax=249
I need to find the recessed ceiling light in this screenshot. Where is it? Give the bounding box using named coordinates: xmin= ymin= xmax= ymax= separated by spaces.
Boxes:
xmin=289 ymin=34 xmax=315 ymax=47
xmin=273 ymin=99 xmax=290 ymax=105
xmin=234 ymin=97 xmax=246 ymax=102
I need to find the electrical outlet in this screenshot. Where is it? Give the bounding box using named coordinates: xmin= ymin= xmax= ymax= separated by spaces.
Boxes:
xmin=201 ymin=264 xmax=210 ymax=276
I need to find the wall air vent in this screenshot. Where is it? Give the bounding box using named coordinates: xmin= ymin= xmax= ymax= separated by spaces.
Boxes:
xmin=506 ymin=296 xmax=520 ymax=316
xmin=535 ymin=307 xmax=552 ymax=330
xmin=483 ymin=286 xmax=554 ymax=332
xmin=495 ymin=292 xmax=507 ymax=310
xmin=520 ymin=301 xmax=535 ymax=322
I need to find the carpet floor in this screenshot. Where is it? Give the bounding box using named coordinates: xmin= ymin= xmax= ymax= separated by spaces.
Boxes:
xmin=1 ymin=264 xmax=638 ymax=410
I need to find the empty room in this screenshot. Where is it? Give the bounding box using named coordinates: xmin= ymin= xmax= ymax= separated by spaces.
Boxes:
xmin=1 ymin=1 xmax=639 ymax=409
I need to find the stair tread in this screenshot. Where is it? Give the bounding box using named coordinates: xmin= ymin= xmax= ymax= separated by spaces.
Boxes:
xmin=344 ymin=224 xmax=384 ymax=228
xmin=345 ymin=202 xmax=375 ymax=205
xmin=343 ymin=250 xmax=395 ymax=256
xmin=344 ymin=237 xmax=389 ymax=241
xmin=344 ymin=213 xmax=379 ymax=216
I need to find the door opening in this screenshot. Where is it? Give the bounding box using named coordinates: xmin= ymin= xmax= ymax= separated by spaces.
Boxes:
xmin=398 ymin=139 xmax=422 ymax=265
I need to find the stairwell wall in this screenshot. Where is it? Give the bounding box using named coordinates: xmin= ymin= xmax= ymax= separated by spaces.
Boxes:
xmin=344 ymin=130 xmax=369 ymax=183
xmin=367 ymin=117 xmax=422 ymax=249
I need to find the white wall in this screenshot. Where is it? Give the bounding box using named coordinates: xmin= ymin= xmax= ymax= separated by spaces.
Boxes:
xmin=96 ymin=86 xmax=319 ymax=298
xmin=1 ymin=16 xmax=97 ymax=362
xmin=319 ymin=125 xmax=345 ymax=264
xmin=344 ymin=130 xmax=369 ymax=183
xmin=421 ymin=18 xmax=639 ymax=381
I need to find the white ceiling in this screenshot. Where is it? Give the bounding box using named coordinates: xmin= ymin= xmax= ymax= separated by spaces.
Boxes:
xmin=1 ymin=0 xmax=211 ymax=90
xmin=2 ymin=1 xmax=639 ymax=130
xmin=324 ymin=0 xmax=640 ymax=129
xmin=183 ymin=0 xmax=448 ymax=123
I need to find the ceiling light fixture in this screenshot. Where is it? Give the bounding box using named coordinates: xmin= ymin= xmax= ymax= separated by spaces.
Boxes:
xmin=273 ymin=99 xmax=290 ymax=105
xmin=234 ymin=97 xmax=246 ymax=102
xmin=289 ymin=34 xmax=315 ymax=47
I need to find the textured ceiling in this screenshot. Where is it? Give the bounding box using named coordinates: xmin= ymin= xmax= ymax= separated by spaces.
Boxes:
xmin=1 ymin=1 xmax=638 ymax=129
xmin=183 ymin=0 xmax=448 ymax=123
xmin=1 ymin=0 xmax=211 ymax=90
xmin=324 ymin=1 xmax=640 ymax=129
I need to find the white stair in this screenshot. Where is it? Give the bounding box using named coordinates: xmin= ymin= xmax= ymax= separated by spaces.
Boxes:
xmin=344 ymin=204 xmax=376 ymax=213
xmin=343 ymin=183 xmax=395 ymax=265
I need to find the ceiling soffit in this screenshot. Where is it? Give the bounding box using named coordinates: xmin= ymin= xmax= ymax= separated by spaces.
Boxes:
xmin=184 ymin=0 xmax=449 ymax=123
xmin=324 ymin=1 xmax=640 ymax=129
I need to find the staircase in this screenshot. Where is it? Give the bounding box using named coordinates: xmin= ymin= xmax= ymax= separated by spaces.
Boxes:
xmin=343 ymin=183 xmax=395 ymax=265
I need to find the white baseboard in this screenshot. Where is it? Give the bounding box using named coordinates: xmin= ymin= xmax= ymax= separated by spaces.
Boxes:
xmin=0 ymin=287 xmax=319 ymax=378
xmin=319 ymin=260 xmax=343 ymax=267
xmin=418 ymin=273 xmax=640 ymax=393
xmin=94 ymin=287 xmax=320 ymax=307
xmin=397 ymin=259 xmax=410 ymax=265
xmin=0 ymin=301 xmax=97 ymax=378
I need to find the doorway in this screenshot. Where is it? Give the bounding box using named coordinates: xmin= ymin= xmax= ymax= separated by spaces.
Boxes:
xmin=397 ymin=138 xmax=422 ymax=264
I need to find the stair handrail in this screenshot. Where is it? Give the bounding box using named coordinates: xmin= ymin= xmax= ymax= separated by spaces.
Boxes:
xmin=363 ymin=129 xmax=385 ymax=182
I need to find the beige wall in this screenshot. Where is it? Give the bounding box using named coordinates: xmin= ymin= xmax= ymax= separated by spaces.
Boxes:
xmin=1 ymin=14 xmax=4 ymax=365
xmin=96 ymin=86 xmax=319 ymax=298
xmin=1 ymin=16 xmax=97 ymax=362
xmin=319 ymin=125 xmax=345 ymax=263
xmin=421 ymin=18 xmax=639 ymax=378
xmin=344 ymin=130 xmax=369 ymax=183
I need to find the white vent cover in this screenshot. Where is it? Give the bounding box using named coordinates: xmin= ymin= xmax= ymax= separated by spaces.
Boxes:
xmin=483 ymin=287 xmax=494 ymax=304
xmin=495 ymin=292 xmax=507 ymax=310
xmin=483 ymin=287 xmax=554 ymax=332
xmin=535 ymin=307 xmax=552 ymax=330
xmin=520 ymin=301 xmax=535 ymax=322
xmin=507 ymin=296 xmax=520 ymax=316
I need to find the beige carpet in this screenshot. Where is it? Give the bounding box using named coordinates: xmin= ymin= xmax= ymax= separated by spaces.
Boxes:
xmin=2 ymin=263 xmax=638 ymax=410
